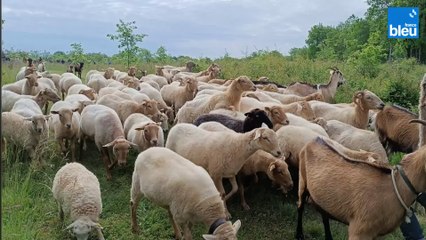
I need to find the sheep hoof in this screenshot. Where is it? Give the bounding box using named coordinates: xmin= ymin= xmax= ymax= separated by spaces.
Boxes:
xmin=242 ymin=204 xmax=250 ymax=211
xmin=295 ymin=233 xmax=305 ymax=240
xmin=131 ymin=227 xmax=140 ymax=234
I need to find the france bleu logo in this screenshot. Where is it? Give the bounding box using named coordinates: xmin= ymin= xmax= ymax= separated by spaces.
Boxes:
xmin=388 ymin=7 xmax=419 ymax=39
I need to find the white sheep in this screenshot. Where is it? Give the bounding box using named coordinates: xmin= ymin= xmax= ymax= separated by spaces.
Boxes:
xmin=11 ymin=98 xmax=45 ymax=118
xmin=87 ymin=73 xmax=108 ymax=93
xmin=64 ymin=94 xmax=94 ymax=114
xmin=50 ymin=101 xmax=81 ymax=162
xmin=160 ymin=77 xmax=198 ymax=113
xmin=166 ymin=123 xmax=281 ymax=217
xmin=80 ymin=104 xmax=136 ymax=180
xmin=59 ymin=74 xmax=83 ymax=99
xmin=67 ymin=84 xmax=97 ymax=100
xmin=130 ymin=147 xmax=241 ymax=239
xmin=52 ymin=162 xmax=104 ymax=240
xmin=310 ymin=90 xmax=385 ymax=129
xmin=123 ymin=113 xmax=164 ymax=152
xmin=96 ymin=94 xmax=160 ymax=123
xmin=2 ymin=112 xmax=49 ymax=160
xmin=140 ymin=74 xmax=168 ymax=89
xmin=2 ymin=89 xmax=60 ymax=112
xmin=325 ymin=120 xmax=388 ymax=162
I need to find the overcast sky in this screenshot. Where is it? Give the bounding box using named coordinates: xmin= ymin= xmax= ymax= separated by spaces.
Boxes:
xmin=2 ymin=0 xmax=369 ymax=59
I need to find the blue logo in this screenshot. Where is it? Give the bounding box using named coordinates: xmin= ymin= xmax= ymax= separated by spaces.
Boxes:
xmin=388 ymin=7 xmax=419 ymax=39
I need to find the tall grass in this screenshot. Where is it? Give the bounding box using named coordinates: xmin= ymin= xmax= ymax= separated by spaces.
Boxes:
xmin=2 ymin=57 xmax=426 ymax=239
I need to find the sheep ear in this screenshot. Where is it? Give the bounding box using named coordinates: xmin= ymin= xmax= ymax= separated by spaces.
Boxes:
xmin=253 ymin=129 xmax=262 ymax=140
xmin=103 ymin=139 xmax=116 ymax=148
xmin=51 ymin=111 xmax=59 ymax=114
xmin=72 ymin=108 xmax=79 ymax=112
xmin=65 ymin=222 xmax=76 ymax=230
xmin=202 ymin=235 xmax=217 ymax=240
xmin=233 ymin=220 xmax=241 ymax=232
xmin=134 ymin=127 xmax=145 ymax=131
xmin=78 ymin=90 xmax=85 ymax=94
xmin=269 ymin=162 xmax=277 ymax=172
xmin=264 ymin=107 xmax=271 ymax=112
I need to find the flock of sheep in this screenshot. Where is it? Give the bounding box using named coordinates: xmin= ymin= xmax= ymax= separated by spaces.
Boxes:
xmin=2 ymin=60 xmax=426 ymax=240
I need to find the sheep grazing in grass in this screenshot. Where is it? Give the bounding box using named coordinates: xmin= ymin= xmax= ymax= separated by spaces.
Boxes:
xmin=166 ymin=123 xmax=281 ymax=218
xmin=285 ymin=68 xmax=345 ymax=103
xmin=52 ymin=162 xmax=104 ymax=240
xmin=375 ymin=105 xmax=419 ymax=153
xmin=194 ymin=108 xmax=273 ymax=133
xmin=310 ymin=90 xmax=385 ymax=129
xmin=130 ymin=147 xmax=241 ymax=240
xmin=237 ymin=150 xmax=293 ymax=210
xmin=80 ymin=104 xmax=136 ymax=180
xmin=295 ymin=136 xmax=425 ymax=240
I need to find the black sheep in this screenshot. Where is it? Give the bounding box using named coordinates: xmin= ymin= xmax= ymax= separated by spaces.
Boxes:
xmin=193 ymin=108 xmax=273 ymax=133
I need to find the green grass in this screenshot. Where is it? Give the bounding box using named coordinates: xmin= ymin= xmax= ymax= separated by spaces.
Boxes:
xmin=2 ymin=59 xmax=426 ymax=239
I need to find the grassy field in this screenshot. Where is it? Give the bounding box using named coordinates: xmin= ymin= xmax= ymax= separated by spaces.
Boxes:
xmin=2 ymin=59 xmax=426 ymax=240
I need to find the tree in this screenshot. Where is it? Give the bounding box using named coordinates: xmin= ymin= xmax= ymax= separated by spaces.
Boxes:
xmin=69 ymin=43 xmax=86 ymax=64
xmin=107 ymin=19 xmax=147 ymax=68
xmin=155 ymin=46 xmax=171 ymax=63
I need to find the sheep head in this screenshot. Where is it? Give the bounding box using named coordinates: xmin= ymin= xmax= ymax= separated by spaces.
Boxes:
xmin=297 ymin=101 xmax=316 ymax=121
xmin=78 ymin=89 xmax=97 ymax=101
xmin=268 ymin=159 xmax=293 ymax=193
xmin=66 ymin=217 xmax=103 ymax=240
xmin=250 ymin=128 xmax=281 ymax=157
xmin=265 ymin=106 xmax=289 ymax=126
xmin=103 ymin=137 xmax=137 ymax=166
xmin=24 ymin=73 xmax=40 ymax=87
xmin=233 ymin=76 xmax=256 ymax=92
xmin=140 ymin=100 xmax=160 ymax=116
xmin=262 ymin=84 xmax=278 ymax=92
xmin=202 ymin=220 xmax=241 ymax=240
xmin=51 ymin=108 xmax=79 ymax=129
xmin=135 ymin=122 xmax=161 ymax=147
xmin=329 ymin=67 xmax=346 ymax=87
xmin=244 ymin=108 xmax=273 ymax=130
xmin=354 ymin=90 xmax=384 ymax=111
xmin=128 ymin=66 xmax=137 ymax=77
xmin=40 ymin=88 xmax=61 ymax=102
xmin=24 ymin=115 xmax=50 ymax=134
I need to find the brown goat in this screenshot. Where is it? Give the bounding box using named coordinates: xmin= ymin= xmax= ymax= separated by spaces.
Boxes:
xmin=296 ymin=136 xmax=426 ymax=240
xmin=375 ymin=105 xmax=418 ymax=153
xmin=286 ymin=68 xmax=345 ymax=103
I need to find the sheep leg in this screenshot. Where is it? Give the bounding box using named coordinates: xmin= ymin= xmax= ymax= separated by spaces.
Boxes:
xmin=130 ymin=174 xmax=143 ymax=234
xmin=224 ymin=176 xmax=238 ymax=201
xmin=57 ymin=202 xmax=64 ymax=222
xmin=321 ymin=213 xmax=333 ymax=240
xmin=295 ymin=191 xmax=309 ymax=240
xmin=43 ymin=103 xmax=48 ymax=115
xmin=101 ymin=148 xmax=112 ymax=180
xmin=182 ymin=222 xmax=193 ymax=240
xmin=237 ymin=175 xmax=250 ymax=211
xmin=95 ymin=227 xmax=105 ymax=240
xmin=70 ymin=138 xmax=76 ymax=162
xmin=213 ymin=176 xmax=231 ymax=219
xmin=167 ymin=209 xmax=183 ymax=239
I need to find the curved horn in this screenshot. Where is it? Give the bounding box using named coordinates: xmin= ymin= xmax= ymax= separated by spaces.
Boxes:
xmin=409 ymin=119 xmax=426 ymax=125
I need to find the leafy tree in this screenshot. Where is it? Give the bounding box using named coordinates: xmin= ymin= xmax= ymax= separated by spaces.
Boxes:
xmin=69 ymin=43 xmax=86 ymax=64
xmin=107 ymin=19 xmax=147 ymax=68
xmin=155 ymin=46 xmax=171 ymax=63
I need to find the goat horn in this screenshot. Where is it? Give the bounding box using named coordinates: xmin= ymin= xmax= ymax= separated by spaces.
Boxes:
xmin=409 ymin=119 xmax=426 ymax=125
